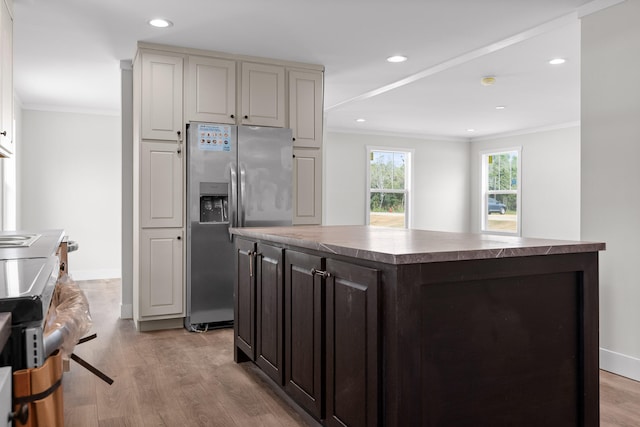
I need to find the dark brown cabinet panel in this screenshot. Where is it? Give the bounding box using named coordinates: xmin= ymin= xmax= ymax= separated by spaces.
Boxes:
xmin=284 ymin=250 xmax=324 ymax=419
xmin=255 ymin=243 xmax=285 ymax=384
xmin=234 ymin=238 xmax=256 ymax=361
xmin=325 ymin=259 xmax=380 ymax=427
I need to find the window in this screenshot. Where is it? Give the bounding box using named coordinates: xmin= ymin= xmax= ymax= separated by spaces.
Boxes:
xmin=482 ymin=149 xmax=521 ymax=235
xmin=367 ymin=147 xmax=412 ymax=228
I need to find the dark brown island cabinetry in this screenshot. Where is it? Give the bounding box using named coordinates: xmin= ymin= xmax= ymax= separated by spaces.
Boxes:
xmin=232 ymin=226 xmax=605 ymax=427
xmin=235 ymin=239 xmax=380 ymax=426
xmin=234 ymin=239 xmax=286 ymax=384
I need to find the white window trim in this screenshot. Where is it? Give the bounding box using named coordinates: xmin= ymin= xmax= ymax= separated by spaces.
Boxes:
xmin=366 ymin=146 xmax=414 ymax=228
xmin=480 ymin=147 xmax=522 ymax=236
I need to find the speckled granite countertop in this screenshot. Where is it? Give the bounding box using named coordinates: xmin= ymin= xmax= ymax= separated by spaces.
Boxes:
xmin=230 ymin=225 xmax=606 ymax=265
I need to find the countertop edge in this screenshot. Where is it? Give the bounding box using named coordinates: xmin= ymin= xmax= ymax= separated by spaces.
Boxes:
xmin=230 ymin=227 xmax=605 ymax=265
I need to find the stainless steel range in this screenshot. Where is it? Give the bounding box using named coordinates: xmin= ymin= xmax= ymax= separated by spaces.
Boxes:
xmin=0 ymin=230 xmax=65 ymax=370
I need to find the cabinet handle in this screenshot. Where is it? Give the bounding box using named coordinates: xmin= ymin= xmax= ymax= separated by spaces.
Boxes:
xmin=311 ymin=268 xmax=331 ymax=278
xmin=177 ymin=130 xmax=182 ymax=142
xmin=177 ymin=148 xmax=182 ymax=154
xmin=292 ymin=137 xmax=296 ymax=141
xmin=244 ymin=115 xmax=249 ymax=120
xmin=248 ymin=250 xmax=255 ymax=277
xmin=230 ymin=114 xmax=235 ymax=119
xmin=177 ymin=236 xmax=181 ymax=240
xmin=0 ymin=131 xmax=6 ymax=136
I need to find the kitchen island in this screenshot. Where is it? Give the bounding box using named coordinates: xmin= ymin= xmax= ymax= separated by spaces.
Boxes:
xmin=231 ymin=225 xmax=605 ymax=427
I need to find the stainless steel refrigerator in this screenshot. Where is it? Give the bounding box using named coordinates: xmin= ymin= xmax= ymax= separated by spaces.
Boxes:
xmin=185 ymin=122 xmax=293 ymax=330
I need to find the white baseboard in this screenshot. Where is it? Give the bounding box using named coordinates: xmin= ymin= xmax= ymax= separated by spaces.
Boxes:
xmin=120 ymin=303 xmax=133 ymax=319
xmin=600 ymin=347 xmax=640 ymax=382
xmin=69 ymin=269 xmax=121 ymax=281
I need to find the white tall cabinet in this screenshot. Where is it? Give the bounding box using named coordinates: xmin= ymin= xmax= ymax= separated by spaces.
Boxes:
xmin=133 ymin=43 xmax=324 ymax=331
xmin=134 ymin=49 xmax=186 ymax=331
xmin=289 ymin=70 xmax=323 ymax=224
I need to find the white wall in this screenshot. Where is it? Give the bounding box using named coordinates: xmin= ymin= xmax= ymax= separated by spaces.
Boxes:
xmin=581 ymin=0 xmax=640 ymax=381
xmin=324 ymin=132 xmax=470 ymax=232
xmin=19 ymin=109 xmax=121 ymax=280
xmin=470 ymin=126 xmax=581 ymax=240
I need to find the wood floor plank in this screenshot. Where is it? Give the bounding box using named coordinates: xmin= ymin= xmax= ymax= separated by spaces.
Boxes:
xmin=64 ymin=403 xmax=99 ymax=427
xmin=62 ymin=278 xmax=640 ymax=427
xmin=600 ymin=370 xmax=640 ymax=426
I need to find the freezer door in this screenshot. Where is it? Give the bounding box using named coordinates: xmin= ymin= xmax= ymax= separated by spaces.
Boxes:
xmin=237 ymin=126 xmax=293 ymax=227
xmin=186 ymin=123 xmax=237 ymax=326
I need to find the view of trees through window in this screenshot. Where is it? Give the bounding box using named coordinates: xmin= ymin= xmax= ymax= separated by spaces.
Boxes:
xmin=484 ymin=151 xmax=519 ymax=234
xmin=369 ymin=150 xmax=409 ymax=228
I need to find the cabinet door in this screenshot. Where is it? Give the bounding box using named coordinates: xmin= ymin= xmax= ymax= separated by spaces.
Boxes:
xmin=293 ymin=148 xmax=322 ymax=225
xmin=289 ymin=70 xmax=323 ymax=148
xmin=141 ymin=52 xmax=183 ymax=141
xmin=139 ymin=229 xmax=184 ymax=317
xmin=235 ymin=238 xmax=256 ymax=361
xmin=284 ymin=250 xmax=324 ymax=419
xmin=255 ymin=243 xmax=284 ymax=384
xmin=325 ymin=259 xmax=380 ymax=427
xmin=140 ymin=142 xmax=183 ymax=228
xmin=186 ymin=56 xmax=236 ymax=124
xmin=0 ymin=0 xmax=12 ymax=157
xmin=241 ymin=62 xmax=285 ymax=127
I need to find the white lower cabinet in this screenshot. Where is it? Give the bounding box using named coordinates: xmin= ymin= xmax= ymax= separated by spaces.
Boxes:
xmin=138 ymin=229 xmax=184 ymax=318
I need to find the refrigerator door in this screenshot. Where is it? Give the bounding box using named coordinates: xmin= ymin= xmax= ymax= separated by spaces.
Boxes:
xmin=238 ymin=126 xmax=293 ymax=227
xmin=186 ymin=123 xmax=237 ymax=327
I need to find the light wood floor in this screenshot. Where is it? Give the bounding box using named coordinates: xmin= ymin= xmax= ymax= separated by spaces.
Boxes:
xmin=64 ymin=279 xmax=640 ymax=426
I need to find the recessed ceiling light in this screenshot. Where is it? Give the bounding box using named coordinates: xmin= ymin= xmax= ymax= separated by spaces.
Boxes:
xmin=467 ymin=128 xmax=475 ymax=132
xmin=481 ymin=76 xmax=496 ymax=86
xmin=549 ymin=58 xmax=566 ymax=65
xmin=495 ymin=106 xmax=506 ymax=110
xmin=356 ymin=118 xmax=366 ymax=123
xmin=148 ymin=18 xmax=173 ymax=28
xmin=387 ymin=55 xmax=408 ymax=63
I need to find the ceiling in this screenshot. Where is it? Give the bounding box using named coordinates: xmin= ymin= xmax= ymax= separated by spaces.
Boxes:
xmin=12 ymin=0 xmax=618 ymax=140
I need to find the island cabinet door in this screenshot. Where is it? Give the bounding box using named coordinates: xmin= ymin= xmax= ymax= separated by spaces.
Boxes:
xmin=325 ymin=259 xmax=380 ymax=427
xmin=235 ymin=238 xmax=256 ymax=361
xmin=284 ymin=250 xmax=325 ymax=419
xmin=255 ymin=243 xmax=285 ymax=384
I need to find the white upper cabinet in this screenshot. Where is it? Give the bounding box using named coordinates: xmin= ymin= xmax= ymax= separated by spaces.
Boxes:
xmin=141 ymin=52 xmax=183 ymax=141
xmin=241 ymin=62 xmax=285 ymax=127
xmin=0 ymin=0 xmax=12 ymax=157
xmin=293 ymin=148 xmax=322 ymax=225
xmin=289 ymin=70 xmax=323 ymax=148
xmin=186 ymin=56 xmax=236 ymax=124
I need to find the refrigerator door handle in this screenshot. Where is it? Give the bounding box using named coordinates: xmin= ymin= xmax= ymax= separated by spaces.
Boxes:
xmin=239 ymin=164 xmax=247 ymax=227
xmin=229 ymin=164 xmax=238 ymax=241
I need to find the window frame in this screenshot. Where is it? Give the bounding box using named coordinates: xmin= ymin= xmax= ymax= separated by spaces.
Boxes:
xmin=480 ymin=147 xmax=522 ymax=236
xmin=365 ymin=146 xmax=414 ymax=229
